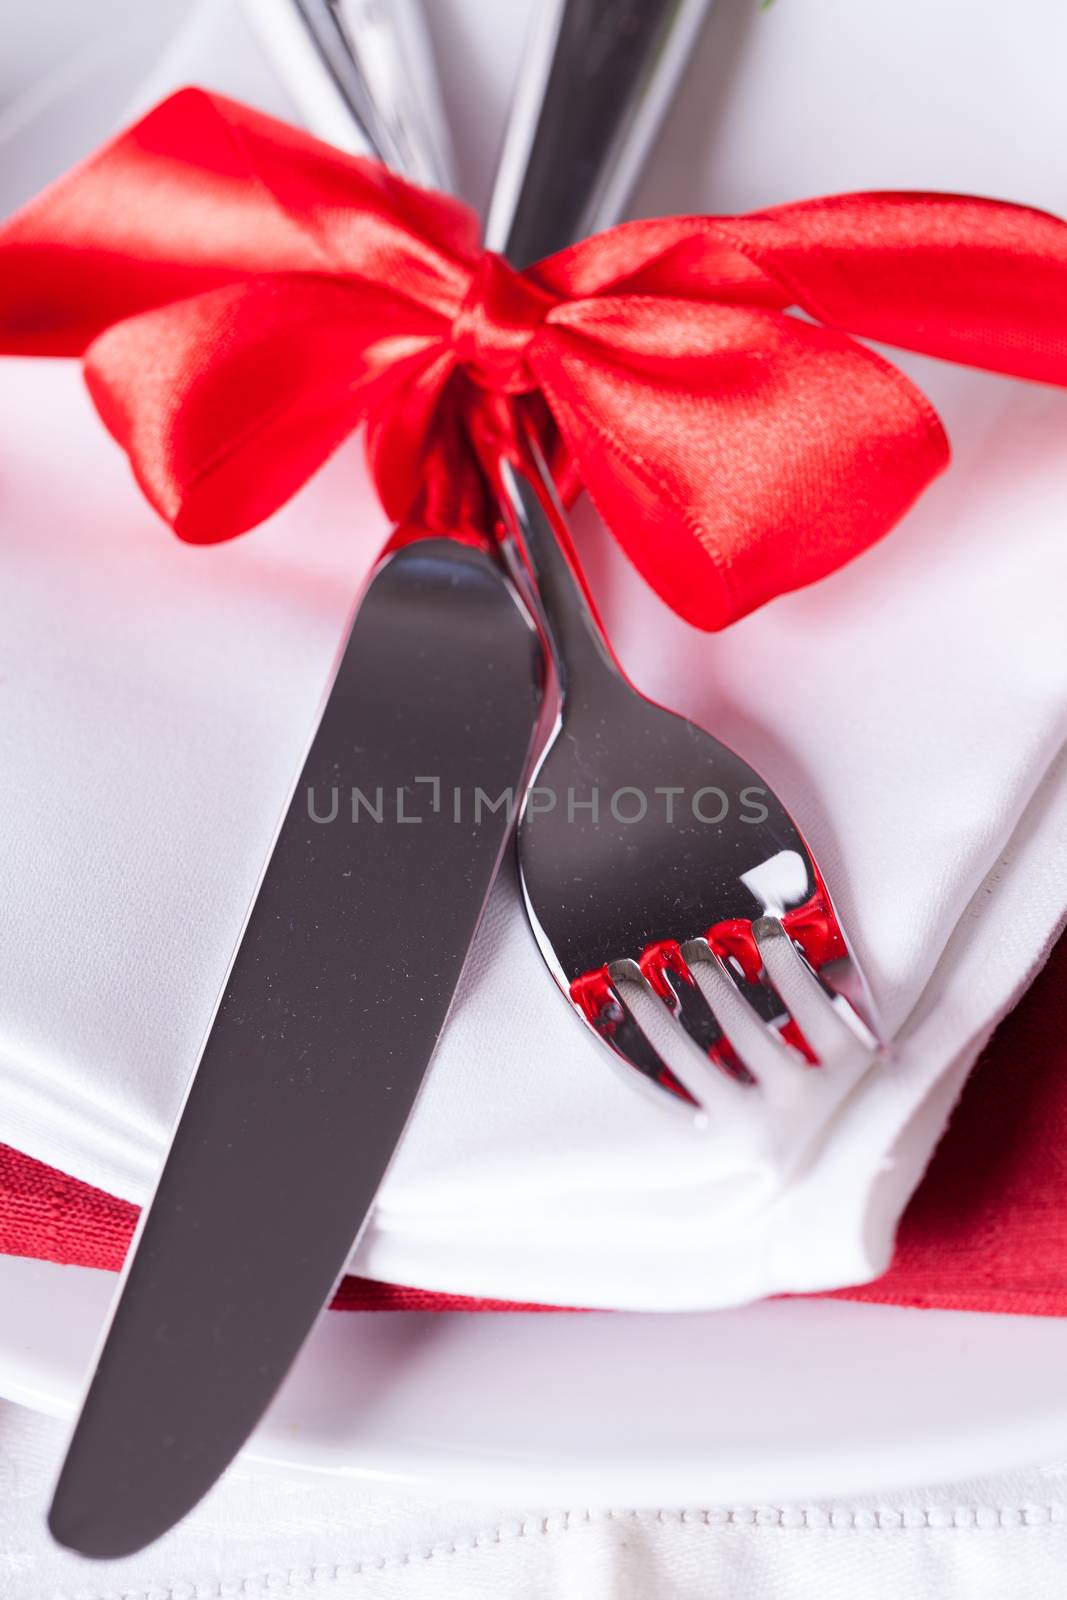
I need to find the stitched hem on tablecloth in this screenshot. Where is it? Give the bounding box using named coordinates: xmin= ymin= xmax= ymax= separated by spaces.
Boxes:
xmin=43 ymin=1501 xmax=1067 ymax=1600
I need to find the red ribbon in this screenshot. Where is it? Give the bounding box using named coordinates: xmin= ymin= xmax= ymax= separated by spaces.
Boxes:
xmin=3 ymin=88 xmax=1067 ymax=629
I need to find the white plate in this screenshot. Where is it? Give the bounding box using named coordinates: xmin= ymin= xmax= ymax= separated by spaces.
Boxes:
xmin=3 ymin=1254 xmax=1067 ymax=1504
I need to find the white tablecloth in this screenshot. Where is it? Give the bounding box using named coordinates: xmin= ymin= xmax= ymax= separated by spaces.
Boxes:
xmin=2 ymin=1398 xmax=1066 ymax=1600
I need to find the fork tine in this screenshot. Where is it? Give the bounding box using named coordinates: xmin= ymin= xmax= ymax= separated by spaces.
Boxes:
xmin=681 ymin=936 xmax=808 ymax=1095
xmin=569 ymin=968 xmax=700 ymax=1108
xmin=751 ymin=917 xmax=877 ymax=1069
xmin=637 ymin=943 xmax=753 ymax=1085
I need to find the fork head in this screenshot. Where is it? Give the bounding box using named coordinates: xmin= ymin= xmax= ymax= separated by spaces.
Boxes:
xmin=506 ymin=464 xmax=878 ymax=1138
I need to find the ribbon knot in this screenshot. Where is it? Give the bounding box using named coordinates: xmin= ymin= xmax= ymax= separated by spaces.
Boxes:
xmin=450 ymin=252 xmax=556 ymax=395
xmin=4 ymin=89 xmax=1067 ymax=630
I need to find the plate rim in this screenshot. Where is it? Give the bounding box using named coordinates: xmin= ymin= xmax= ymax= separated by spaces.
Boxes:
xmin=5 ymin=1254 xmax=1067 ymax=1506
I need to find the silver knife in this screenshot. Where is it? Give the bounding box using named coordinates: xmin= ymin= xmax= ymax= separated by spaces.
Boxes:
xmin=49 ymin=0 xmax=712 ymax=1558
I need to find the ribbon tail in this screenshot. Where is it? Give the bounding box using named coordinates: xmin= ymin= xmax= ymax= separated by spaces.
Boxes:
xmin=369 ymin=364 xmax=498 ymax=554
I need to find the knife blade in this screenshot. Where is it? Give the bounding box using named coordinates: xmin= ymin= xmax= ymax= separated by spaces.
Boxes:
xmin=50 ymin=0 xmax=713 ymax=1557
xmin=49 ymin=540 xmax=540 ymax=1557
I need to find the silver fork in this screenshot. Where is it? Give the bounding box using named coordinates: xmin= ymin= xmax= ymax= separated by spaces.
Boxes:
xmin=506 ymin=455 xmax=878 ymax=1162
xmin=485 ymin=5 xmax=881 ymax=1154
xmin=286 ymin=0 xmax=882 ymax=1153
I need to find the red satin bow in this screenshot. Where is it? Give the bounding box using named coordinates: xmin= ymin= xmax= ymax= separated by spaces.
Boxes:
xmin=4 ymin=88 xmax=1067 ymax=629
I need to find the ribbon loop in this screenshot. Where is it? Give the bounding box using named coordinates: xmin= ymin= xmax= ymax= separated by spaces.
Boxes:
xmin=4 ymin=91 xmax=1067 ymax=630
xmin=450 ymin=252 xmax=556 ymax=395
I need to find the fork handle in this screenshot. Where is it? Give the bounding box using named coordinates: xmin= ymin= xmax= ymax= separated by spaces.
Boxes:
xmin=498 ymin=449 xmax=619 ymax=698
xmin=486 ymin=0 xmax=715 ymax=698
xmin=485 ymin=0 xmax=715 ymax=269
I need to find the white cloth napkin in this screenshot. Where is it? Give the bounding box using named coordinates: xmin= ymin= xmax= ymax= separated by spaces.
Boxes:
xmin=2 ymin=0 xmax=1067 ymax=1310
